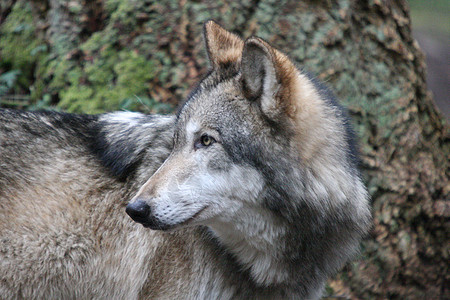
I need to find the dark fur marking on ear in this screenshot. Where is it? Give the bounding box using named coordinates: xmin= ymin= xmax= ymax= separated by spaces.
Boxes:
xmin=241 ymin=76 xmax=262 ymax=101
xmin=203 ymin=20 xmax=244 ymax=71
xmin=218 ymin=60 xmax=234 ymax=71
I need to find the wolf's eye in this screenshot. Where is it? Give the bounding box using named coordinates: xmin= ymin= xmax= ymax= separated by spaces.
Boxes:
xmin=200 ymin=134 xmax=214 ymax=147
xmin=194 ymin=134 xmax=216 ymax=150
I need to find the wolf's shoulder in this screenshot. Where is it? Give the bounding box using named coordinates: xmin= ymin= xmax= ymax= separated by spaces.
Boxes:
xmin=0 ymin=109 xmax=175 ymax=180
xmin=92 ymin=112 xmax=175 ymax=180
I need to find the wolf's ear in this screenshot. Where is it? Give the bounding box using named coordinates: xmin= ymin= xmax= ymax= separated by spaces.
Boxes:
xmin=204 ymin=20 xmax=244 ymax=70
xmin=241 ymin=37 xmax=297 ymax=120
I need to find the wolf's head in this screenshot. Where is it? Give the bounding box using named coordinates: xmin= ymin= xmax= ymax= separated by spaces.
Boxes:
xmin=126 ymin=21 xmax=369 ymax=236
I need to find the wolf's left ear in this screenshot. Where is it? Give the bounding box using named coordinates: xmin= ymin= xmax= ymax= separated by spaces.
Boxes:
xmin=204 ymin=20 xmax=244 ymax=70
xmin=241 ymin=37 xmax=297 ymax=120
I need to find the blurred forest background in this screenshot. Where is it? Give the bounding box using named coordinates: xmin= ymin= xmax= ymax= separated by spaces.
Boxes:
xmin=0 ymin=0 xmax=448 ymax=299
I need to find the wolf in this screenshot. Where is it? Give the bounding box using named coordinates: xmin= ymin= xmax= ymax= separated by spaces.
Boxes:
xmin=0 ymin=21 xmax=371 ymax=299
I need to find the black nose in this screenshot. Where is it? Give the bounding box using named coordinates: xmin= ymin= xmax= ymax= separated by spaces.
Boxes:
xmin=126 ymin=200 xmax=150 ymax=223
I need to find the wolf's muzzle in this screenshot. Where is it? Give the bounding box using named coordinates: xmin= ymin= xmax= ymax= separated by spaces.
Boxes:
xmin=126 ymin=200 xmax=150 ymax=224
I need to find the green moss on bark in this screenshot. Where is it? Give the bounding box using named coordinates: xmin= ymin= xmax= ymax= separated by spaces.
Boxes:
xmin=0 ymin=1 xmax=49 ymax=100
xmin=57 ymin=48 xmax=157 ymax=113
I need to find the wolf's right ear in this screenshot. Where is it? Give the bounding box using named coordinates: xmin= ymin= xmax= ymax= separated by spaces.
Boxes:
xmin=241 ymin=37 xmax=298 ymax=120
xmin=203 ymin=20 xmax=244 ymax=70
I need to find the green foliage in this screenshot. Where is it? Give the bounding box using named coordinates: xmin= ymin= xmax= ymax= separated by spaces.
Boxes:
xmin=56 ymin=47 xmax=159 ymax=114
xmin=0 ymin=1 xmax=49 ymax=100
xmin=0 ymin=2 xmax=36 ymax=70
xmin=41 ymin=0 xmax=170 ymax=114
xmin=0 ymin=70 xmax=21 ymax=97
xmin=106 ymin=0 xmax=139 ymax=29
xmin=0 ymin=0 xmax=174 ymax=113
xmin=115 ymin=51 xmax=156 ymax=96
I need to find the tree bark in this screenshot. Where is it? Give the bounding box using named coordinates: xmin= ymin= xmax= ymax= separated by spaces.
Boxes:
xmin=1 ymin=0 xmax=448 ymax=298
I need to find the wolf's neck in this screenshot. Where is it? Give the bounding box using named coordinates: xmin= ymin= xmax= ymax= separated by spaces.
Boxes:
xmin=208 ymin=209 xmax=289 ymax=286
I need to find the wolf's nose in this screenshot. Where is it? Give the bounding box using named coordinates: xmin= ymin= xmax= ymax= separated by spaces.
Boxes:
xmin=126 ymin=200 xmax=150 ymax=223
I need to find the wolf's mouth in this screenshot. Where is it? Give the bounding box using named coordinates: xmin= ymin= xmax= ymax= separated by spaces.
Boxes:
xmin=179 ymin=205 xmax=208 ymax=226
xmin=141 ymin=221 xmax=172 ymax=231
xmin=142 ymin=206 xmax=208 ymax=231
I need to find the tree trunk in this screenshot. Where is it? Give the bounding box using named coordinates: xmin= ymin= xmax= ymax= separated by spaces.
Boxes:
xmin=1 ymin=0 xmax=448 ymax=298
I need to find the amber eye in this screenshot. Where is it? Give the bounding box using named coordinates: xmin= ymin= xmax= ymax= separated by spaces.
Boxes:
xmin=194 ymin=134 xmax=216 ymax=150
xmin=201 ymin=134 xmax=214 ymax=147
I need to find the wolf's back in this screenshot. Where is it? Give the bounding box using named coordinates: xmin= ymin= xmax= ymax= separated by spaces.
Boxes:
xmin=0 ymin=109 xmax=174 ymax=299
